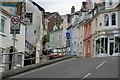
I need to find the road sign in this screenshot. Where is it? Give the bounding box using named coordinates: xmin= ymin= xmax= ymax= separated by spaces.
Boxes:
xmin=10 ymin=16 xmax=20 ymax=34
xmin=66 ymin=32 xmax=70 ymax=37
xmin=23 ymin=18 xmax=30 ymax=25
xmin=10 ymin=16 xmax=20 ymax=30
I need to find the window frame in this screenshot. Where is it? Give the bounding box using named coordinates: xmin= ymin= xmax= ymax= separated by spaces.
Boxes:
xmin=111 ymin=13 xmax=116 ymax=26
xmin=0 ymin=16 xmax=6 ymax=33
xmin=109 ymin=0 xmax=113 ymax=6
xmin=104 ymin=14 xmax=109 ymax=27
xmin=51 ymin=35 xmax=54 ymax=42
xmin=25 ymin=13 xmax=33 ymax=24
xmin=103 ymin=13 xmax=117 ymax=28
xmin=88 ymin=40 xmax=90 ymax=53
xmin=58 ymin=34 xmax=61 ymax=41
xmin=0 ymin=48 xmax=3 ymax=64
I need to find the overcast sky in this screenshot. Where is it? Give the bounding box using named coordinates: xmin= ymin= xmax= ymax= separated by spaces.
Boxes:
xmin=33 ymin=0 xmax=86 ymax=15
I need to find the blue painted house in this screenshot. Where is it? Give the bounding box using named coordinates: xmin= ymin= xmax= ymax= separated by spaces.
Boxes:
xmin=67 ymin=25 xmax=73 ymax=55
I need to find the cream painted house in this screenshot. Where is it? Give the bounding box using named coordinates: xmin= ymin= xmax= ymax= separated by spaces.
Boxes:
xmin=91 ymin=1 xmax=120 ymax=57
xmin=0 ymin=7 xmax=26 ymax=72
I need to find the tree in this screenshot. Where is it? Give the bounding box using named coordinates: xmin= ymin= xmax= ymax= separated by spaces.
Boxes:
xmin=43 ymin=35 xmax=49 ymax=49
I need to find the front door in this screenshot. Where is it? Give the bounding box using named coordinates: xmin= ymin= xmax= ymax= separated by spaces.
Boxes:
xmin=109 ymin=42 xmax=114 ymax=55
xmin=84 ymin=44 xmax=86 ymax=57
xmin=9 ymin=49 xmax=13 ymax=70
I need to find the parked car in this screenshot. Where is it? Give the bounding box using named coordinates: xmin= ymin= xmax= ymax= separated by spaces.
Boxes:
xmin=49 ymin=49 xmax=63 ymax=59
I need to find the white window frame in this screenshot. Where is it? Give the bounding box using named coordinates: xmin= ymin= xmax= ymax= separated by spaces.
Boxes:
xmin=58 ymin=34 xmax=61 ymax=41
xmin=0 ymin=48 xmax=3 ymax=64
xmin=51 ymin=45 xmax=54 ymax=49
xmin=0 ymin=16 xmax=6 ymax=33
xmin=17 ymin=54 xmax=22 ymax=67
xmin=103 ymin=12 xmax=117 ymax=28
xmin=80 ymin=42 xmax=82 ymax=52
xmin=88 ymin=41 xmax=90 ymax=53
xmin=108 ymin=0 xmax=114 ymax=6
xmin=103 ymin=13 xmax=110 ymax=27
xmin=51 ymin=35 xmax=54 ymax=42
xmin=110 ymin=12 xmax=117 ymax=27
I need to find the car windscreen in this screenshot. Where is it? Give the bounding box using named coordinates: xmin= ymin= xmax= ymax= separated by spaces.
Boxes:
xmin=52 ymin=49 xmax=61 ymax=53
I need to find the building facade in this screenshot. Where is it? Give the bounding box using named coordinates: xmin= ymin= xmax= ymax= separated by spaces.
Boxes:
xmin=94 ymin=3 xmax=120 ymax=57
xmin=0 ymin=7 xmax=26 ymax=71
xmin=44 ymin=12 xmax=62 ymax=35
xmin=46 ymin=26 xmax=63 ymax=49
xmin=83 ymin=21 xmax=92 ymax=58
xmin=25 ymin=0 xmax=45 ymax=64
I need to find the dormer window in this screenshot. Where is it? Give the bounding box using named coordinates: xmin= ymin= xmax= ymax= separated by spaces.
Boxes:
xmin=109 ymin=0 xmax=113 ymax=6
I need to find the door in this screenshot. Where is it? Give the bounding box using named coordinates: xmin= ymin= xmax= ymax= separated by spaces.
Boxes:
xmin=84 ymin=44 xmax=86 ymax=57
xmin=9 ymin=49 xmax=13 ymax=70
xmin=109 ymin=42 xmax=114 ymax=55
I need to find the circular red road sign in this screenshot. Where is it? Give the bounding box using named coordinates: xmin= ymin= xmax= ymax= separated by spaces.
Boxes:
xmin=23 ymin=18 xmax=30 ymax=24
xmin=11 ymin=16 xmax=20 ymax=25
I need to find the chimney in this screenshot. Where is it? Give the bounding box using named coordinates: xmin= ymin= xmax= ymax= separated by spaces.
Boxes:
xmin=71 ymin=6 xmax=75 ymax=13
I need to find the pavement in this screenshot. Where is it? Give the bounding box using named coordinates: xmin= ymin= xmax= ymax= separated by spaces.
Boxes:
xmin=8 ymin=56 xmax=119 ymax=79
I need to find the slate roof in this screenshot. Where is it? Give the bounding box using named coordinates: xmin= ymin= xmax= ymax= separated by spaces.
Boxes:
xmin=44 ymin=12 xmax=57 ymax=19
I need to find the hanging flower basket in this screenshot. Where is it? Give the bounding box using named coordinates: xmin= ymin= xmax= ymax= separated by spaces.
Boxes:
xmin=56 ymin=24 xmax=60 ymax=27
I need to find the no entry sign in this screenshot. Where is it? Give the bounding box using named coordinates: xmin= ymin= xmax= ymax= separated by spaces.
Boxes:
xmin=10 ymin=16 xmax=20 ymax=30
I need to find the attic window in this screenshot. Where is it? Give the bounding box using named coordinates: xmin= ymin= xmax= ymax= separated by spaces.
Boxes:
xmin=109 ymin=0 xmax=113 ymax=6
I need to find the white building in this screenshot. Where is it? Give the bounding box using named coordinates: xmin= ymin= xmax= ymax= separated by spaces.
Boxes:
xmin=94 ymin=1 xmax=120 ymax=57
xmin=25 ymin=0 xmax=44 ymax=63
xmin=0 ymin=7 xmax=26 ymax=72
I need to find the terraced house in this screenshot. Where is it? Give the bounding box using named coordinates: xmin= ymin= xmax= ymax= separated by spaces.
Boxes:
xmin=93 ymin=0 xmax=120 ymax=57
xmin=46 ymin=25 xmax=63 ymax=49
xmin=0 ymin=6 xmax=26 ymax=71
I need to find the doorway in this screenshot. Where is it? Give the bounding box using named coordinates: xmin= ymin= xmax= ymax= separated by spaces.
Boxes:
xmin=109 ymin=42 xmax=114 ymax=55
xmin=9 ymin=48 xmax=13 ymax=70
xmin=84 ymin=44 xmax=86 ymax=57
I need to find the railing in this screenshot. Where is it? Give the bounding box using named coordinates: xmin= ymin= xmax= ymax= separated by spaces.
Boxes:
xmin=0 ymin=47 xmax=70 ymax=72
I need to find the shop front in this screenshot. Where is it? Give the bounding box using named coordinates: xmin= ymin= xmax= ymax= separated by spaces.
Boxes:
xmin=95 ymin=36 xmax=120 ymax=56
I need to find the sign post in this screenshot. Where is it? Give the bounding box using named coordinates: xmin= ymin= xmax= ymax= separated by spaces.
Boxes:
xmin=66 ymin=32 xmax=70 ymax=39
xmin=10 ymin=16 xmax=20 ymax=69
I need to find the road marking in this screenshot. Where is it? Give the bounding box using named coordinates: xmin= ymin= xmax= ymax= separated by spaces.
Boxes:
xmin=96 ymin=61 xmax=106 ymax=69
xmin=11 ymin=58 xmax=75 ymax=78
xmin=83 ymin=73 xmax=91 ymax=79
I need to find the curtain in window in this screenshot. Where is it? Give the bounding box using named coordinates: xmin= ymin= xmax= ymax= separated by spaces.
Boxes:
xmin=104 ymin=14 xmax=109 ymax=26
xmin=1 ymin=18 xmax=5 ymax=33
xmin=112 ymin=13 xmax=116 ymax=25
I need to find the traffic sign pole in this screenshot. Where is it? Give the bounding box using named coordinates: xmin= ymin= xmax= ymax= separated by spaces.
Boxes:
xmin=12 ymin=30 xmax=16 ymax=69
xmin=10 ymin=16 xmax=20 ymax=69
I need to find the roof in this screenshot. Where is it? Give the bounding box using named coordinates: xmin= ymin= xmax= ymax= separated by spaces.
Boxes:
xmin=50 ymin=27 xmax=63 ymax=33
xmin=67 ymin=24 xmax=73 ymax=30
xmin=45 ymin=12 xmax=57 ymax=19
xmin=29 ymin=0 xmax=45 ymax=11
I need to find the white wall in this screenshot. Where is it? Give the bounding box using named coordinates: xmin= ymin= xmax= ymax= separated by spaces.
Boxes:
xmin=26 ymin=1 xmax=42 ymax=47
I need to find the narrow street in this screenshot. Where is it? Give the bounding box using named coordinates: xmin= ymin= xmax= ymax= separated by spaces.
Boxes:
xmin=11 ymin=57 xmax=119 ymax=79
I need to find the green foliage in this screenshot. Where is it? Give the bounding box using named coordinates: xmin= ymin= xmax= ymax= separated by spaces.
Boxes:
xmin=116 ymin=37 xmax=120 ymax=43
xmin=43 ymin=35 xmax=49 ymax=48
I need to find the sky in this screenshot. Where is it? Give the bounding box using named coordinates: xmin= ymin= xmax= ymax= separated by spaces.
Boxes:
xmin=33 ymin=0 xmax=86 ymax=15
